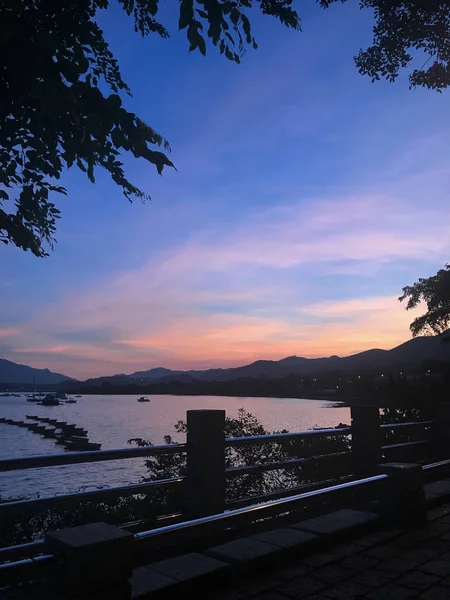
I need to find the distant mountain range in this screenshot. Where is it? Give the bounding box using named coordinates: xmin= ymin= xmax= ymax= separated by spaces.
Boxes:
xmin=2 ymin=334 xmax=450 ymax=387
xmin=0 ymin=358 xmax=74 ymax=385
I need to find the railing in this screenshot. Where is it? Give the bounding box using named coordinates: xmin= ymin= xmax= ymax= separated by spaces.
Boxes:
xmin=1 ymin=403 xmax=449 ymax=569
xmin=0 ymin=472 xmax=391 ymax=587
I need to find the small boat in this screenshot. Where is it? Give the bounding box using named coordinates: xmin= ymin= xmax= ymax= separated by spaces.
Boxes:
xmin=65 ymin=399 xmax=77 ymax=404
xmin=27 ymin=423 xmax=42 ymax=431
xmin=27 ymin=396 xmax=41 ymax=402
xmin=60 ymin=425 xmax=88 ymax=436
xmin=63 ymin=438 xmax=102 ymax=451
xmin=40 ymin=428 xmax=57 ymax=438
xmin=55 ymin=392 xmax=68 ymax=400
xmin=75 ymin=395 xmax=82 ymax=398
xmin=137 ymin=396 xmax=150 ymax=403
xmin=25 ymin=415 xmax=39 ymax=420
xmin=39 ymin=394 xmax=62 ymax=406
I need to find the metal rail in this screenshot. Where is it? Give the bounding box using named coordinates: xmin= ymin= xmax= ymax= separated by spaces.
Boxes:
xmin=0 ymin=477 xmax=183 ymax=516
xmin=225 ymin=427 xmax=351 ymax=447
xmin=0 ymin=473 xmax=387 ymax=585
xmin=226 ymin=475 xmax=355 ymax=509
xmin=135 ymin=473 xmax=387 ymax=548
xmin=380 ymin=420 xmax=433 ymax=429
xmin=0 ymin=554 xmax=57 ymax=587
xmin=382 ymin=440 xmax=429 ymax=452
xmin=0 ymin=443 xmax=186 ymax=472
xmin=225 ymin=451 xmax=350 ymax=478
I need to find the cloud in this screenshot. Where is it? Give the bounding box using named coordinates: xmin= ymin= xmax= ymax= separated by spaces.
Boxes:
xmin=1 ymin=190 xmax=443 ymax=379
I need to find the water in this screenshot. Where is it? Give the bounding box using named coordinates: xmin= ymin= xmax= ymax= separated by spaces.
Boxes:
xmin=0 ymin=394 xmax=349 ymax=500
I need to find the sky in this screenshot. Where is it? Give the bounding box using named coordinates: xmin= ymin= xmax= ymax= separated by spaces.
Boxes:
xmin=1 ymin=1 xmax=450 ymax=380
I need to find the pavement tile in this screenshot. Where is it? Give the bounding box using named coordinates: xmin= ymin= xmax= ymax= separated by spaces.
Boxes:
xmin=326 ymin=509 xmax=378 ymax=526
xmin=302 ymin=553 xmax=338 ymax=568
xmin=250 ymin=593 xmax=287 ymax=600
xmin=399 ymin=548 xmax=444 ymax=564
xmin=420 ymin=559 xmax=450 ymax=577
xmin=207 ymin=538 xmax=280 ymax=564
xmin=338 ymin=554 xmax=379 ymax=572
xmin=378 ymin=557 xmax=419 ymax=574
xmin=398 ymin=571 xmax=441 ymax=591
xmin=352 ymin=531 xmax=398 ymax=547
xmin=276 ymin=576 xmax=326 ymax=598
xmin=428 ymin=506 xmax=450 ymax=521
xmin=364 ymin=583 xmax=420 ymax=599
xmin=322 ymin=581 xmax=370 ymax=599
xmin=364 ymin=544 xmax=400 ymax=559
xmin=237 ymin=574 xmax=284 ymax=596
xmin=276 ymin=563 xmax=313 ymax=580
xmin=251 ymin=528 xmax=318 ymax=550
xmin=417 ymin=587 xmax=450 ymax=600
xmin=350 ymin=568 xmax=397 ymax=587
xmin=312 ymin=564 xmax=357 ymax=585
xmin=327 ymin=543 xmax=362 ymax=558
xmin=292 ymin=517 xmax=349 ymax=536
xmin=208 ymin=589 xmax=249 ymax=600
xmin=149 ymin=552 xmax=228 ymax=581
xmin=131 ymin=567 xmax=177 ymax=598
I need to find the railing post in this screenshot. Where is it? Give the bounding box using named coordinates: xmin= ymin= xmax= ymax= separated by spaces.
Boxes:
xmin=45 ymin=522 xmax=134 ymax=599
xmin=186 ymin=409 xmax=226 ymax=518
xmin=430 ymin=400 xmax=450 ymax=460
xmin=378 ymin=463 xmax=427 ymax=526
xmin=351 ymin=405 xmax=382 ymax=477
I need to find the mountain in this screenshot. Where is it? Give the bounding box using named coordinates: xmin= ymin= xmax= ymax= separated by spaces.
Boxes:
xmin=6 ymin=334 xmax=450 ymax=388
xmin=0 ymin=358 xmax=73 ymax=385
xmin=129 ymin=367 xmax=182 ymax=380
xmin=117 ymin=334 xmax=450 ymax=383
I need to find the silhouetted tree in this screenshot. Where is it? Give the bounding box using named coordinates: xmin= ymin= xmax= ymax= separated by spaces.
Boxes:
xmin=3 ymin=1 xmax=450 ymax=257
xmin=0 ymin=0 xmax=299 ymax=257
xmin=399 ymin=265 xmax=450 ymax=338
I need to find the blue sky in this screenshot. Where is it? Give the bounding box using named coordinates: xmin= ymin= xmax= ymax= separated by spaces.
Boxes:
xmin=1 ymin=1 xmax=450 ymax=379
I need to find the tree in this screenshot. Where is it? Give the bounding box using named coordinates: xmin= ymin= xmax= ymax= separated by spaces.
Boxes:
xmin=399 ymin=265 xmax=450 ymax=338
xmin=322 ymin=1 xmax=450 ymax=91
xmin=0 ymin=0 xmax=300 ymax=257
xmin=129 ymin=408 xmax=350 ymax=505
xmin=3 ymin=1 xmax=449 ymax=257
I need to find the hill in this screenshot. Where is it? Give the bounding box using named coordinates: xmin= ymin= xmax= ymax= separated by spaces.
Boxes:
xmin=5 ymin=333 xmax=450 ymax=388
xmin=0 ymin=358 xmax=73 ymax=385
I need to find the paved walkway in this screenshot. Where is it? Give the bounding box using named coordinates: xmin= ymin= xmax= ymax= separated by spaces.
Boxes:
xmin=209 ymin=503 xmax=450 ymax=600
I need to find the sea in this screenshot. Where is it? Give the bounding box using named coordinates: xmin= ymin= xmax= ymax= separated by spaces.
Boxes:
xmin=0 ymin=394 xmax=350 ymax=500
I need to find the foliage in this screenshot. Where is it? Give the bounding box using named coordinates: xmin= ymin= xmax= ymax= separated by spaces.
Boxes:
xmin=0 ymin=0 xmax=299 ymax=257
xmin=1 ymin=409 xmax=349 ymax=545
xmin=129 ymin=407 xmax=351 ymax=504
xmin=399 ymin=265 xmax=450 ymax=338
xmin=319 ymin=1 xmax=450 ymax=91
xmin=4 ymin=1 xmax=450 ymax=257
xmin=0 ymin=488 xmax=180 ymax=547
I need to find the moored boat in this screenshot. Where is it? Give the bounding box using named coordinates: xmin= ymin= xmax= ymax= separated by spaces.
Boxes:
xmin=39 ymin=394 xmax=62 ymax=406
xmin=137 ymin=396 xmax=150 ymax=402
xmin=63 ymin=438 xmax=102 ymax=451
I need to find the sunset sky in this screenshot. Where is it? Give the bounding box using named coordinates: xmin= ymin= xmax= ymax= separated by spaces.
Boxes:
xmin=1 ymin=2 xmax=450 ymax=380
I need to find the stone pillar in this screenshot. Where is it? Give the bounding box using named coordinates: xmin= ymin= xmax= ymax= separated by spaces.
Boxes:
xmin=351 ymin=405 xmax=382 ymax=477
xmin=45 ymin=522 xmax=134 ymax=599
xmin=378 ymin=462 xmax=426 ymax=527
xmin=186 ymin=409 xmax=226 ymax=519
xmin=430 ymin=401 xmax=450 ymax=460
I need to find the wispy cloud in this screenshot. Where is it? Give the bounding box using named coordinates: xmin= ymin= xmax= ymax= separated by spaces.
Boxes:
xmin=2 ymin=190 xmax=437 ymax=378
